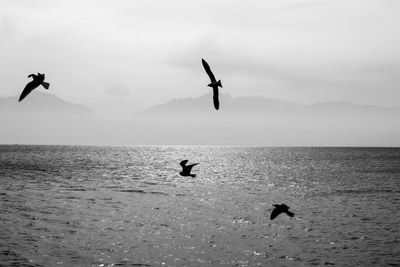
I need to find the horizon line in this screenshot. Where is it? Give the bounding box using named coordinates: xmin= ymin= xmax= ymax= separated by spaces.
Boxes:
xmin=1 ymin=143 xmax=399 ymax=148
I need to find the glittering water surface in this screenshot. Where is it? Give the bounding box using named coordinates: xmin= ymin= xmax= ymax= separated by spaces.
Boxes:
xmin=0 ymin=146 xmax=399 ymax=266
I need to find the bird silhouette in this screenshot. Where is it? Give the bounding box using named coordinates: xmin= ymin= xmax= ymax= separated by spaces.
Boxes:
xmin=179 ymin=160 xmax=199 ymax=177
xmin=19 ymin=73 xmax=50 ymax=102
xmin=270 ymin=204 xmax=294 ymax=220
xmin=202 ymin=58 xmax=222 ymax=110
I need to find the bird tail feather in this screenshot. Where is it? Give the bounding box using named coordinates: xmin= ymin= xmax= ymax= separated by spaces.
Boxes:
xmin=217 ymin=80 xmax=222 ymax=88
xmin=41 ymin=82 xmax=50 ymax=89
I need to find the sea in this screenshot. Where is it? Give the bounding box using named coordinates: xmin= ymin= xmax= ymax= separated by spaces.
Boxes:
xmin=0 ymin=145 xmax=399 ymax=266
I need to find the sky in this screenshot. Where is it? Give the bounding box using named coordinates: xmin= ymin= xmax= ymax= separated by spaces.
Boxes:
xmin=1 ymin=0 xmax=400 ymax=111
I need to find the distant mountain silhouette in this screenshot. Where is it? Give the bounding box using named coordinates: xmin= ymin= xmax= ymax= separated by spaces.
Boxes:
xmin=0 ymin=92 xmax=95 ymax=117
xmin=1 ymin=92 xmax=399 ymax=146
xmin=132 ymin=93 xmax=400 ymax=146
xmin=139 ymin=93 xmax=304 ymax=116
xmin=138 ymin=92 xmax=399 ymax=117
xmin=0 ymin=92 xmax=97 ymax=145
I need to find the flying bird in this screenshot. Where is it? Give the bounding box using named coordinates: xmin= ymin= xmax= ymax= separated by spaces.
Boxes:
xmin=179 ymin=160 xmax=199 ymax=177
xmin=202 ymin=58 xmax=222 ymax=110
xmin=270 ymin=204 xmax=295 ymax=220
xmin=19 ymin=73 xmax=50 ymax=102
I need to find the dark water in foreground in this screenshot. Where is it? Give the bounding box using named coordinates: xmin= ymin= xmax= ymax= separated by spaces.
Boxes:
xmin=0 ymin=146 xmax=399 ymax=266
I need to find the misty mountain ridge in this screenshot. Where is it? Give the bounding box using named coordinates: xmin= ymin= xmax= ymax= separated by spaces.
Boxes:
xmin=139 ymin=92 xmax=400 ymax=118
xmin=1 ymin=92 xmax=399 ymax=145
xmin=139 ymin=92 xmax=302 ymax=116
xmin=132 ymin=93 xmax=400 ymax=146
xmin=0 ymin=92 xmax=95 ymax=117
xmin=1 ymin=91 xmax=397 ymax=119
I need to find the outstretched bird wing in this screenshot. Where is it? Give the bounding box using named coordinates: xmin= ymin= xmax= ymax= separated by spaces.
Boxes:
xmin=180 ymin=160 xmax=189 ymax=168
xmin=19 ymin=81 xmax=39 ymax=102
xmin=212 ymin=87 xmax=219 ymax=110
xmin=270 ymin=208 xmax=282 ymax=220
xmin=285 ymin=211 xmax=295 ymax=217
xmin=186 ymin=163 xmax=199 ymax=172
xmin=202 ymin=59 xmax=216 ymax=83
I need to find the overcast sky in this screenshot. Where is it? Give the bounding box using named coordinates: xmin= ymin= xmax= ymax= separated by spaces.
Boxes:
xmin=1 ymin=0 xmax=399 ymax=109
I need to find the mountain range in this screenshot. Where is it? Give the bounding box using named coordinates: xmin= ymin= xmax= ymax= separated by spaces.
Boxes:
xmin=0 ymin=92 xmax=399 ymax=146
xmin=0 ymin=92 xmax=94 ymax=117
xmin=1 ymin=91 xmax=398 ymax=118
xmin=140 ymin=92 xmax=399 ymax=116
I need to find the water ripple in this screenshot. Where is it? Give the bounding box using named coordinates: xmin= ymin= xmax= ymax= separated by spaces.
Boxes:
xmin=0 ymin=145 xmax=399 ymax=266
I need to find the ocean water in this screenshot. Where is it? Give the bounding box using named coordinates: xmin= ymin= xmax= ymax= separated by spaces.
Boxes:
xmin=0 ymin=145 xmax=399 ymax=267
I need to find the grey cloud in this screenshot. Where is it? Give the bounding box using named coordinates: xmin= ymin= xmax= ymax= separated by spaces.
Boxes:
xmin=105 ymin=86 xmax=131 ymax=97
xmin=1 ymin=0 xmax=400 ymax=108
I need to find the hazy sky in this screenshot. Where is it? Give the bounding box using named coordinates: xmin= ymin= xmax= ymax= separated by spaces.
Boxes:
xmin=1 ymin=0 xmax=400 ymax=109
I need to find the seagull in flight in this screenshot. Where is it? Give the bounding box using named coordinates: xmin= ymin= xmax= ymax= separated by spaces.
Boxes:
xmin=19 ymin=73 xmax=50 ymax=102
xmin=202 ymin=58 xmax=222 ymax=110
xmin=270 ymin=204 xmax=295 ymax=220
xmin=179 ymin=160 xmax=199 ymax=177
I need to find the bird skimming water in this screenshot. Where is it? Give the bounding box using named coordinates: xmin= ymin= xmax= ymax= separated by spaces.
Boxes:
xmin=270 ymin=204 xmax=295 ymax=220
xmin=19 ymin=73 xmax=50 ymax=102
xmin=179 ymin=160 xmax=199 ymax=177
xmin=202 ymin=58 xmax=222 ymax=110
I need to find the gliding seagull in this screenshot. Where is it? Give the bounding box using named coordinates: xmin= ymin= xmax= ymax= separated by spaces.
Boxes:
xmin=270 ymin=204 xmax=295 ymax=220
xmin=19 ymin=73 xmax=50 ymax=102
xmin=202 ymin=58 xmax=222 ymax=110
xmin=179 ymin=160 xmax=200 ymax=177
